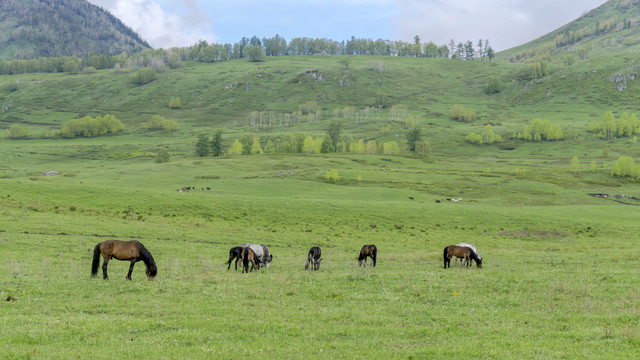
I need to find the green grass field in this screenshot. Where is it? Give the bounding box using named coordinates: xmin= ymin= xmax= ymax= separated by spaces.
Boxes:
xmin=1 ymin=141 xmax=640 ymax=358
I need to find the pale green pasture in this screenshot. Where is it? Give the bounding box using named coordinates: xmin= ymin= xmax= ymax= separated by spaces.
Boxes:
xmin=1 ymin=151 xmax=640 ymax=358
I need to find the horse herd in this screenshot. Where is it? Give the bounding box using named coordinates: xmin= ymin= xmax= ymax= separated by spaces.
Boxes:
xmin=90 ymin=240 xmax=482 ymax=280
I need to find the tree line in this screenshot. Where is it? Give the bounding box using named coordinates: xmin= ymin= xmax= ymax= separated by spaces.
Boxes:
xmin=589 ymin=111 xmax=640 ymax=139
xmin=195 ymin=125 xmax=430 ymax=158
xmin=0 ymin=35 xmax=494 ymax=75
xmin=509 ymin=15 xmax=623 ymax=63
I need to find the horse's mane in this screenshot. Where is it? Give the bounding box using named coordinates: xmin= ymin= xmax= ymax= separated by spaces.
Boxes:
xmin=138 ymin=243 xmax=157 ymax=276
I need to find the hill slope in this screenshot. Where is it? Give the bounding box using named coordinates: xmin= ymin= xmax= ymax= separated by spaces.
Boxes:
xmin=498 ymin=0 xmax=640 ymax=63
xmin=0 ymin=0 xmax=151 ymax=60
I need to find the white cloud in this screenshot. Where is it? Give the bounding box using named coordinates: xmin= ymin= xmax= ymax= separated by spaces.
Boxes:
xmin=88 ymin=0 xmax=216 ymax=48
xmin=391 ymin=0 xmax=606 ymax=51
xmin=87 ymin=0 xmax=608 ymax=51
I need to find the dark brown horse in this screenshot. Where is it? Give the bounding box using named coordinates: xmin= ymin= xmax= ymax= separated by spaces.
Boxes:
xmin=240 ymin=247 xmax=260 ymax=273
xmin=225 ymin=246 xmax=243 ymax=270
xmin=91 ymin=240 xmax=157 ymax=280
xmin=358 ymin=245 xmax=377 ymax=267
xmin=443 ymin=245 xmax=482 ymax=269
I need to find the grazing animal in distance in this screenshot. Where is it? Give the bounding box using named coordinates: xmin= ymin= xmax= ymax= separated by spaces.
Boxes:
xmin=305 ymin=246 xmax=322 ymax=271
xmin=242 ymin=243 xmax=273 ymax=269
xmin=225 ymin=246 xmax=243 ymax=270
xmin=91 ymin=240 xmax=157 ymax=280
xmin=456 ymin=243 xmax=482 ymax=267
xmin=443 ymin=245 xmax=482 ymax=269
xmin=240 ymin=247 xmax=260 ymax=273
xmin=358 ymin=245 xmax=377 ymax=267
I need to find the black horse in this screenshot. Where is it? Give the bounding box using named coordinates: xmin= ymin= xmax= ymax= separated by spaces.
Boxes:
xmin=305 ymin=246 xmax=322 ymax=271
xmin=358 ymin=245 xmax=377 ymax=267
xmin=225 ymin=246 xmax=244 ymax=270
xmin=91 ymin=240 xmax=157 ymax=280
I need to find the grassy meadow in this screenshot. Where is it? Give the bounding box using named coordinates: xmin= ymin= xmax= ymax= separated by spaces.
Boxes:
xmin=1 ymin=24 xmax=640 ymax=357
xmin=1 ymin=138 xmax=640 ymax=359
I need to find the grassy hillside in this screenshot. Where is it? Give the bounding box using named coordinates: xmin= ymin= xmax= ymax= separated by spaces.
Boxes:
xmin=0 ymin=54 xmax=638 ymax=165
xmin=498 ymin=0 xmax=640 ymax=64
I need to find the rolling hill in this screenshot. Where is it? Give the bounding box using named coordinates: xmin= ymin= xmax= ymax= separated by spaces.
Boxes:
xmin=0 ymin=0 xmax=150 ymax=60
xmin=499 ymin=0 xmax=640 ymax=62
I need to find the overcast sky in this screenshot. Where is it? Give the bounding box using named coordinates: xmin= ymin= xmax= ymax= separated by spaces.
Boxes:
xmin=87 ymin=0 xmax=607 ymax=51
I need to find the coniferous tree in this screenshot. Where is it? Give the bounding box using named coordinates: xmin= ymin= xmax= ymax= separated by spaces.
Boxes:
xmin=210 ymin=130 xmax=224 ymax=157
xmin=406 ymin=127 xmax=422 ymax=154
xmin=326 ymin=121 xmax=343 ymax=152
xmin=195 ymin=134 xmax=210 ymax=157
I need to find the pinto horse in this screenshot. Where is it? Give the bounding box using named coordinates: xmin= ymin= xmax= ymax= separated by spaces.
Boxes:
xmin=225 ymin=246 xmax=243 ymax=270
xmin=456 ymin=243 xmax=482 ymax=267
xmin=443 ymin=245 xmax=482 ymax=269
xmin=305 ymin=246 xmax=322 ymax=271
xmin=240 ymin=247 xmax=260 ymax=273
xmin=242 ymin=244 xmax=273 ymax=269
xmin=91 ymin=240 xmax=157 ymax=280
xmin=358 ymin=245 xmax=377 ymax=267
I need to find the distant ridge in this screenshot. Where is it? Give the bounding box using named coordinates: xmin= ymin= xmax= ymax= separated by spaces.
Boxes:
xmin=0 ymin=0 xmax=151 ymax=60
xmin=498 ymin=0 xmax=640 ymax=62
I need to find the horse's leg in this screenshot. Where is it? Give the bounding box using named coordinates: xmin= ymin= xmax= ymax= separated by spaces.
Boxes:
xmin=102 ymin=257 xmax=110 ymax=279
xmin=235 ymin=257 xmax=239 ymax=271
xmin=126 ymin=260 xmax=135 ymax=280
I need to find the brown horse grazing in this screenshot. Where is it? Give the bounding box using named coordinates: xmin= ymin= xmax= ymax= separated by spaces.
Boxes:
xmin=443 ymin=245 xmax=482 ymax=269
xmin=240 ymin=247 xmax=260 ymax=273
xmin=358 ymin=245 xmax=377 ymax=267
xmin=91 ymin=240 xmax=157 ymax=280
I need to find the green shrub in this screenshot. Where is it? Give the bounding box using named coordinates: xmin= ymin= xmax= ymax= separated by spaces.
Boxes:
xmin=147 ymin=115 xmax=179 ymax=131
xmin=324 ymin=169 xmax=340 ymax=183
xmin=132 ymin=67 xmax=157 ymax=86
xmin=168 ymin=97 xmax=182 ymax=109
xmin=155 ymin=149 xmax=171 ymax=163
xmin=5 ymin=124 xmax=30 ymax=139
xmin=484 ymin=77 xmax=501 ymax=94
xmin=59 ymin=114 xmax=125 ymax=138
xmin=450 ymin=104 xmax=477 ymax=122
xmin=515 ymin=119 xmax=563 ymax=141
xmin=467 ymin=124 xmax=503 ymax=145
xmin=611 ymin=156 xmax=640 ymax=179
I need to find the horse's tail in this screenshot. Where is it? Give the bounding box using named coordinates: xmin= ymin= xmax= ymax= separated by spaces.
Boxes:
xmin=225 ymin=249 xmax=233 ymax=266
xmin=139 ymin=244 xmax=157 ymax=277
xmin=91 ymin=243 xmax=101 ymax=277
xmin=443 ymin=246 xmax=449 ymax=268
